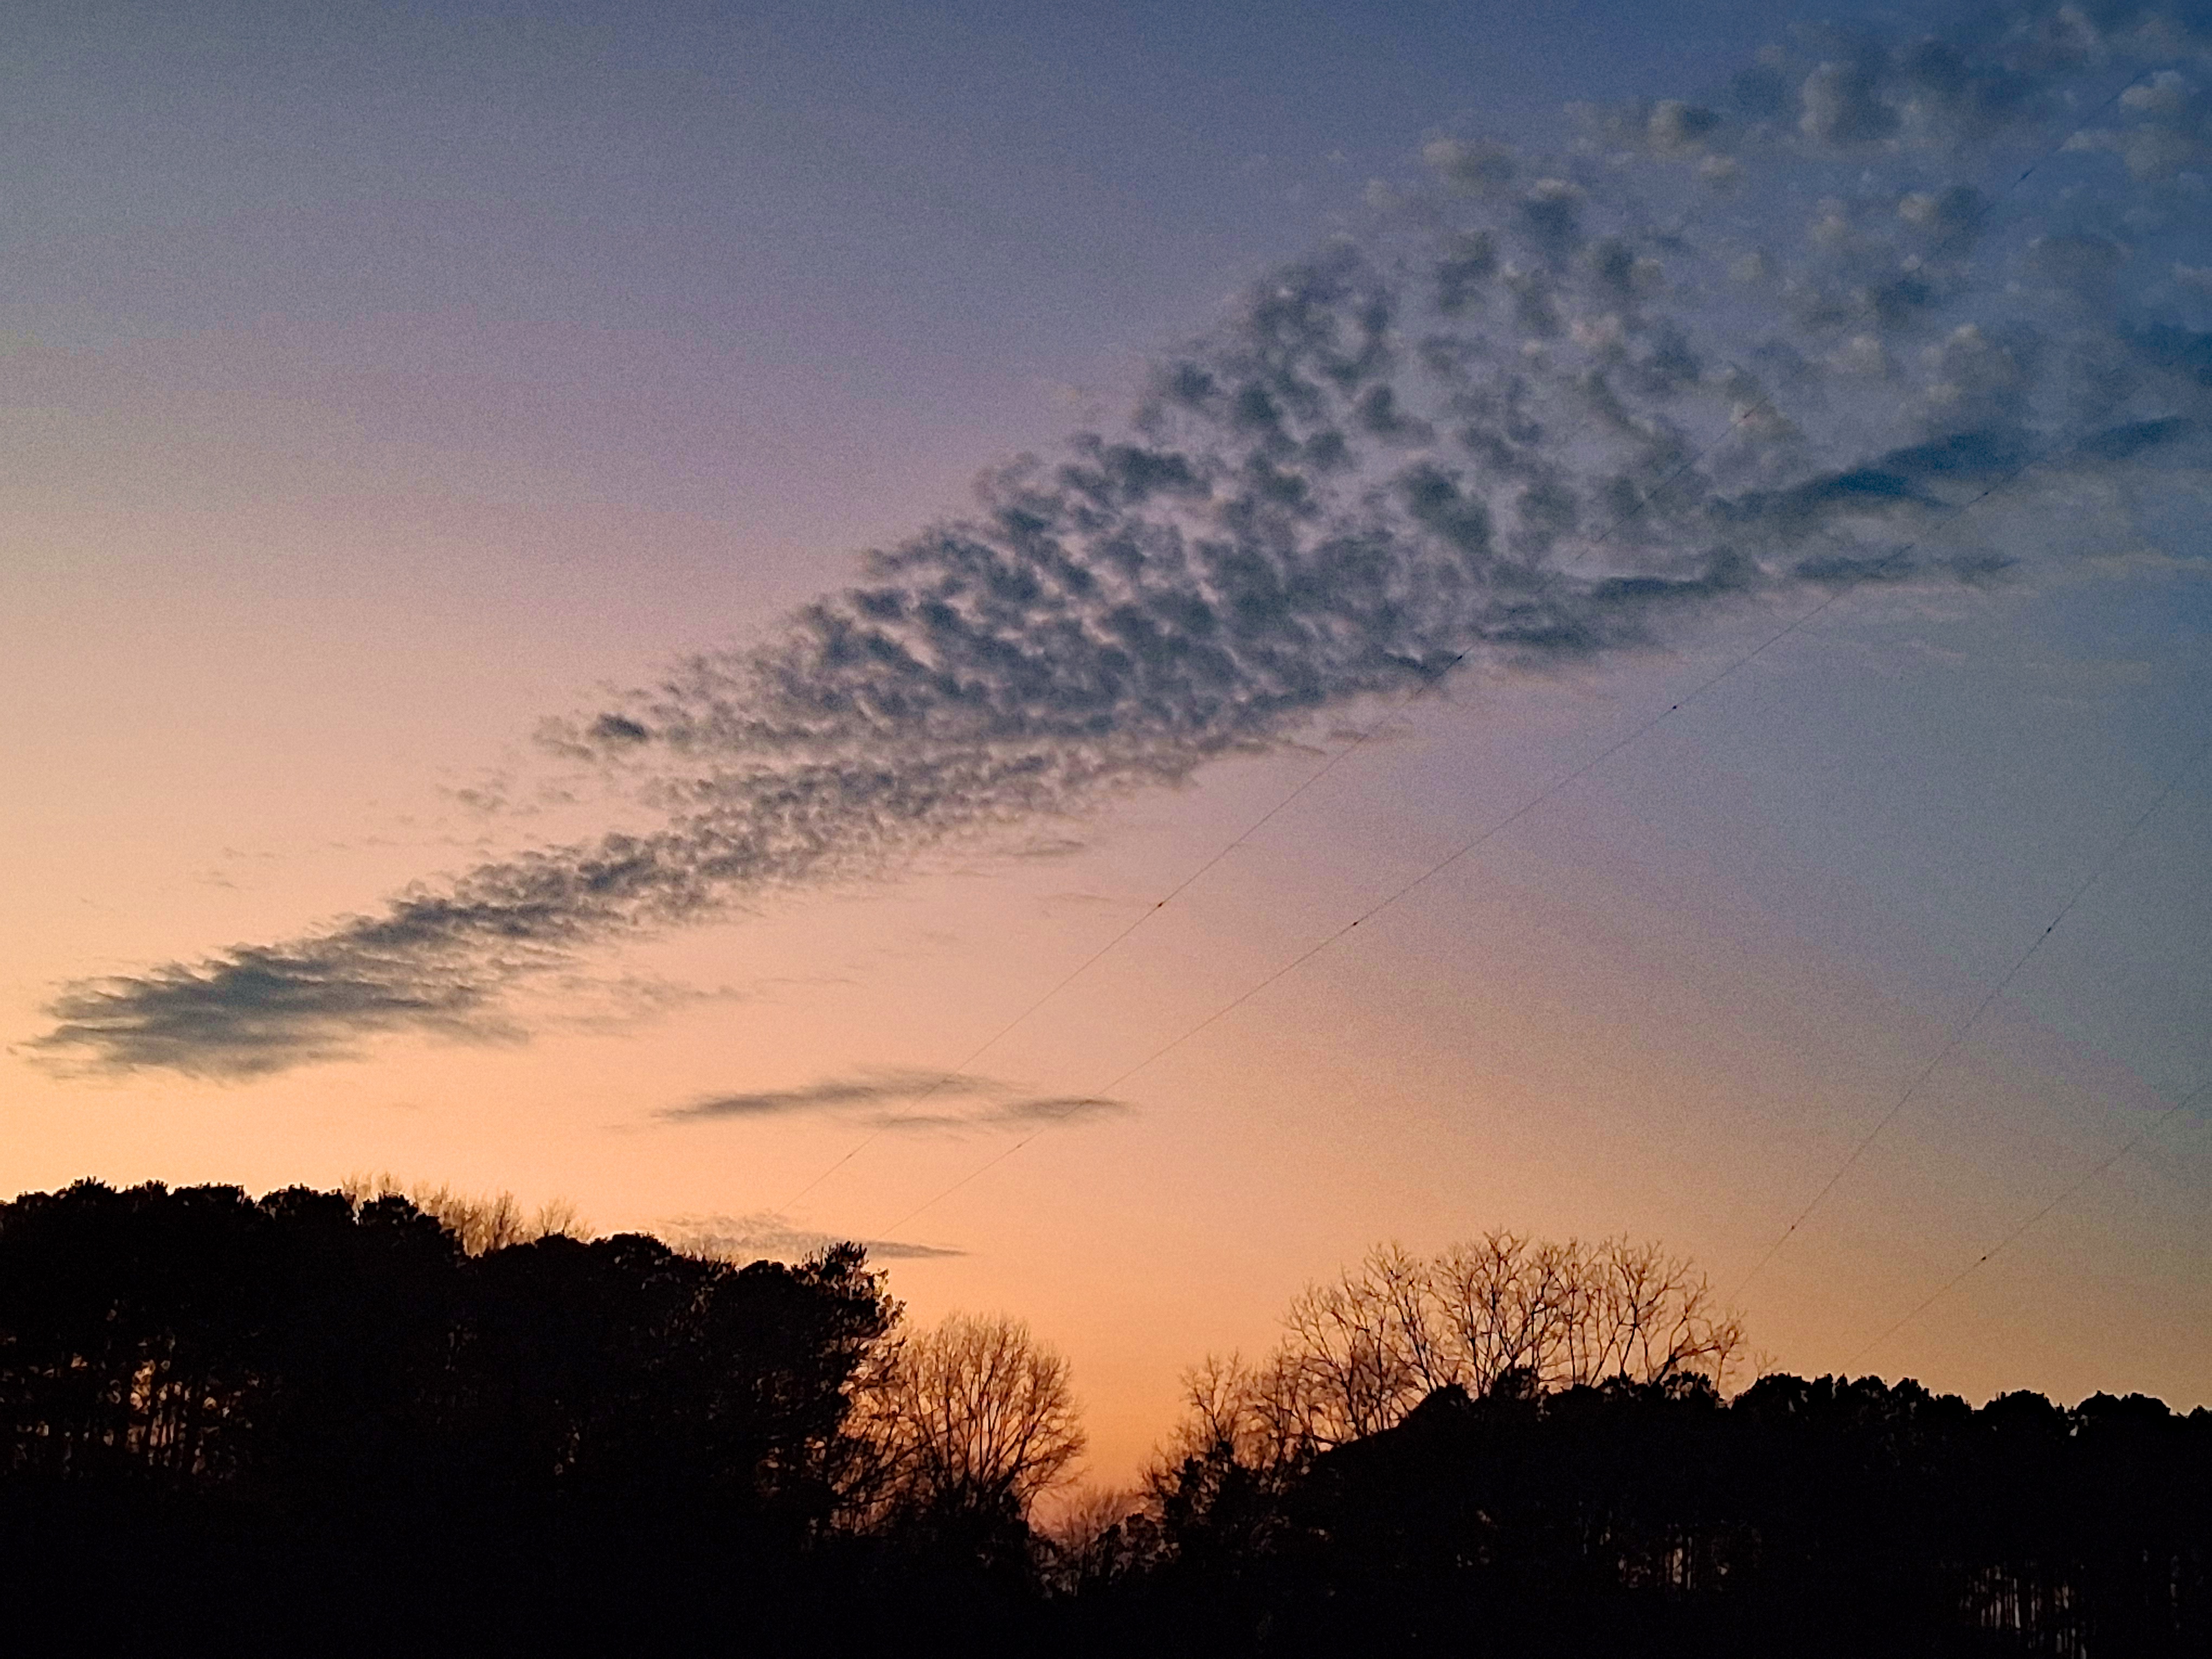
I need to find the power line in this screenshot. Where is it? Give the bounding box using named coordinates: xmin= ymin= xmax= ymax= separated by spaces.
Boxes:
xmin=799 ymin=60 xmax=2162 ymax=1231
xmin=1845 ymin=1076 xmax=2212 ymax=1370
xmin=869 ymin=397 xmax=2174 ymax=1243
xmin=774 ymin=669 xmax=1450 ymax=1214
xmin=1730 ymin=725 xmax=2212 ymax=1302
xmin=874 ymin=590 xmax=1842 ymax=1237
xmin=774 ymin=135 xmax=1789 ymax=1215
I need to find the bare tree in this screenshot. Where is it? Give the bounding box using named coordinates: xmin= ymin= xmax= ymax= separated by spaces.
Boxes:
xmin=856 ymin=1312 xmax=1086 ymax=1526
xmin=1034 ymin=1483 xmax=1145 ymax=1592
xmin=1158 ymin=1352 xmax=1285 ymax=1471
xmin=1166 ymin=1232 xmax=1747 ymax=1458
xmin=1276 ymin=1242 xmax=1443 ymax=1443
xmin=338 ymin=1172 xmax=590 ymax=1255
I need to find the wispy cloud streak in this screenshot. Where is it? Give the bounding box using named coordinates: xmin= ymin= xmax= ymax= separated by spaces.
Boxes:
xmin=656 ymin=1210 xmax=966 ymax=1263
xmin=40 ymin=3 xmax=2212 ymax=1077
xmin=663 ymin=1068 xmax=1125 ymax=1131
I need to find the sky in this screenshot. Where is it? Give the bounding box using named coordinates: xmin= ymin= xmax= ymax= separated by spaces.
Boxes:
xmin=5 ymin=0 xmax=2211 ymax=1486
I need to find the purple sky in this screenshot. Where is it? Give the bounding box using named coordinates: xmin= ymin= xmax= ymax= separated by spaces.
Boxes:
xmin=7 ymin=0 xmax=2211 ymax=1481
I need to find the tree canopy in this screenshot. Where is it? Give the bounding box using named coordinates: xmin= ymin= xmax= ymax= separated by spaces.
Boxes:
xmin=4 ymin=1189 xmax=2206 ymax=1656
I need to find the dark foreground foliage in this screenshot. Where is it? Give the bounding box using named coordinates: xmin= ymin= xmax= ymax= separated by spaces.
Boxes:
xmin=0 ymin=1180 xmax=960 ymax=1652
xmin=3 ymin=1181 xmax=2207 ymax=1656
xmin=1126 ymin=1371 xmax=2212 ymax=1657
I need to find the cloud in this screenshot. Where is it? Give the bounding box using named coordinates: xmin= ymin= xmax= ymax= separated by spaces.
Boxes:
xmin=1007 ymin=835 xmax=1088 ymax=859
xmin=657 ymin=1211 xmax=966 ymax=1263
xmin=2068 ymin=544 xmax=2212 ymax=581
xmin=37 ymin=3 xmax=2212 ymax=1078
xmin=530 ymin=972 xmax=749 ymax=1035
xmin=660 ymin=1068 xmax=1127 ymax=1132
xmin=35 ymin=941 xmax=514 ymax=1078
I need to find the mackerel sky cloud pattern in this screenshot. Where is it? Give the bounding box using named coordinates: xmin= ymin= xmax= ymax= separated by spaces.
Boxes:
xmin=40 ymin=2 xmax=2212 ymax=1079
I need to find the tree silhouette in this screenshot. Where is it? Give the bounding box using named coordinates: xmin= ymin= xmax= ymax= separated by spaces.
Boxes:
xmin=8 ymin=1185 xmax=2208 ymax=1655
xmin=337 ymin=1170 xmax=589 ymax=1255
xmin=857 ymin=1311 xmax=1086 ymax=1536
xmin=1124 ymin=1233 xmax=2207 ymax=1657
xmin=0 ymin=1180 xmax=901 ymax=1651
xmin=1152 ymin=1233 xmax=1745 ymax=1473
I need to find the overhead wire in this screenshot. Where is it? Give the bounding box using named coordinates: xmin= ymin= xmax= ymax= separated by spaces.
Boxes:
xmin=1844 ymin=1076 xmax=2212 ymax=1370
xmin=874 ymin=584 xmax=1848 ymax=1237
xmin=792 ymin=60 xmax=2165 ymax=1238
xmin=774 ymin=673 xmax=1445 ymax=1214
xmin=1729 ymin=724 xmax=2212 ymax=1303
xmin=876 ymin=423 xmax=2191 ymax=1246
xmin=771 ymin=85 xmax=1787 ymax=1214
xmin=860 ymin=63 xmax=2169 ymax=1240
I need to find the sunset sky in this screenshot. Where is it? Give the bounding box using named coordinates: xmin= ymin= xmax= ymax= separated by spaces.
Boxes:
xmin=7 ymin=0 xmax=2211 ymax=1484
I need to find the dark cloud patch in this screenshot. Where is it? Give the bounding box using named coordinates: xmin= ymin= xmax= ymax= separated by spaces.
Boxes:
xmin=34 ymin=943 xmax=509 ymax=1078
xmin=661 ymin=1069 xmax=1127 ymax=1133
xmin=38 ymin=4 xmax=2212 ymax=1080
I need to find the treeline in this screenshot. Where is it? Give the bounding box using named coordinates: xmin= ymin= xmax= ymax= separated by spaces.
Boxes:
xmin=0 ymin=1180 xmax=1085 ymax=1650
xmin=1120 ymin=1366 xmax=2210 ymax=1658
xmin=0 ymin=1180 xmax=915 ymax=1649
xmin=1087 ymin=1238 xmax=2210 ymax=1656
xmin=2 ymin=1182 xmax=2206 ymax=1656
